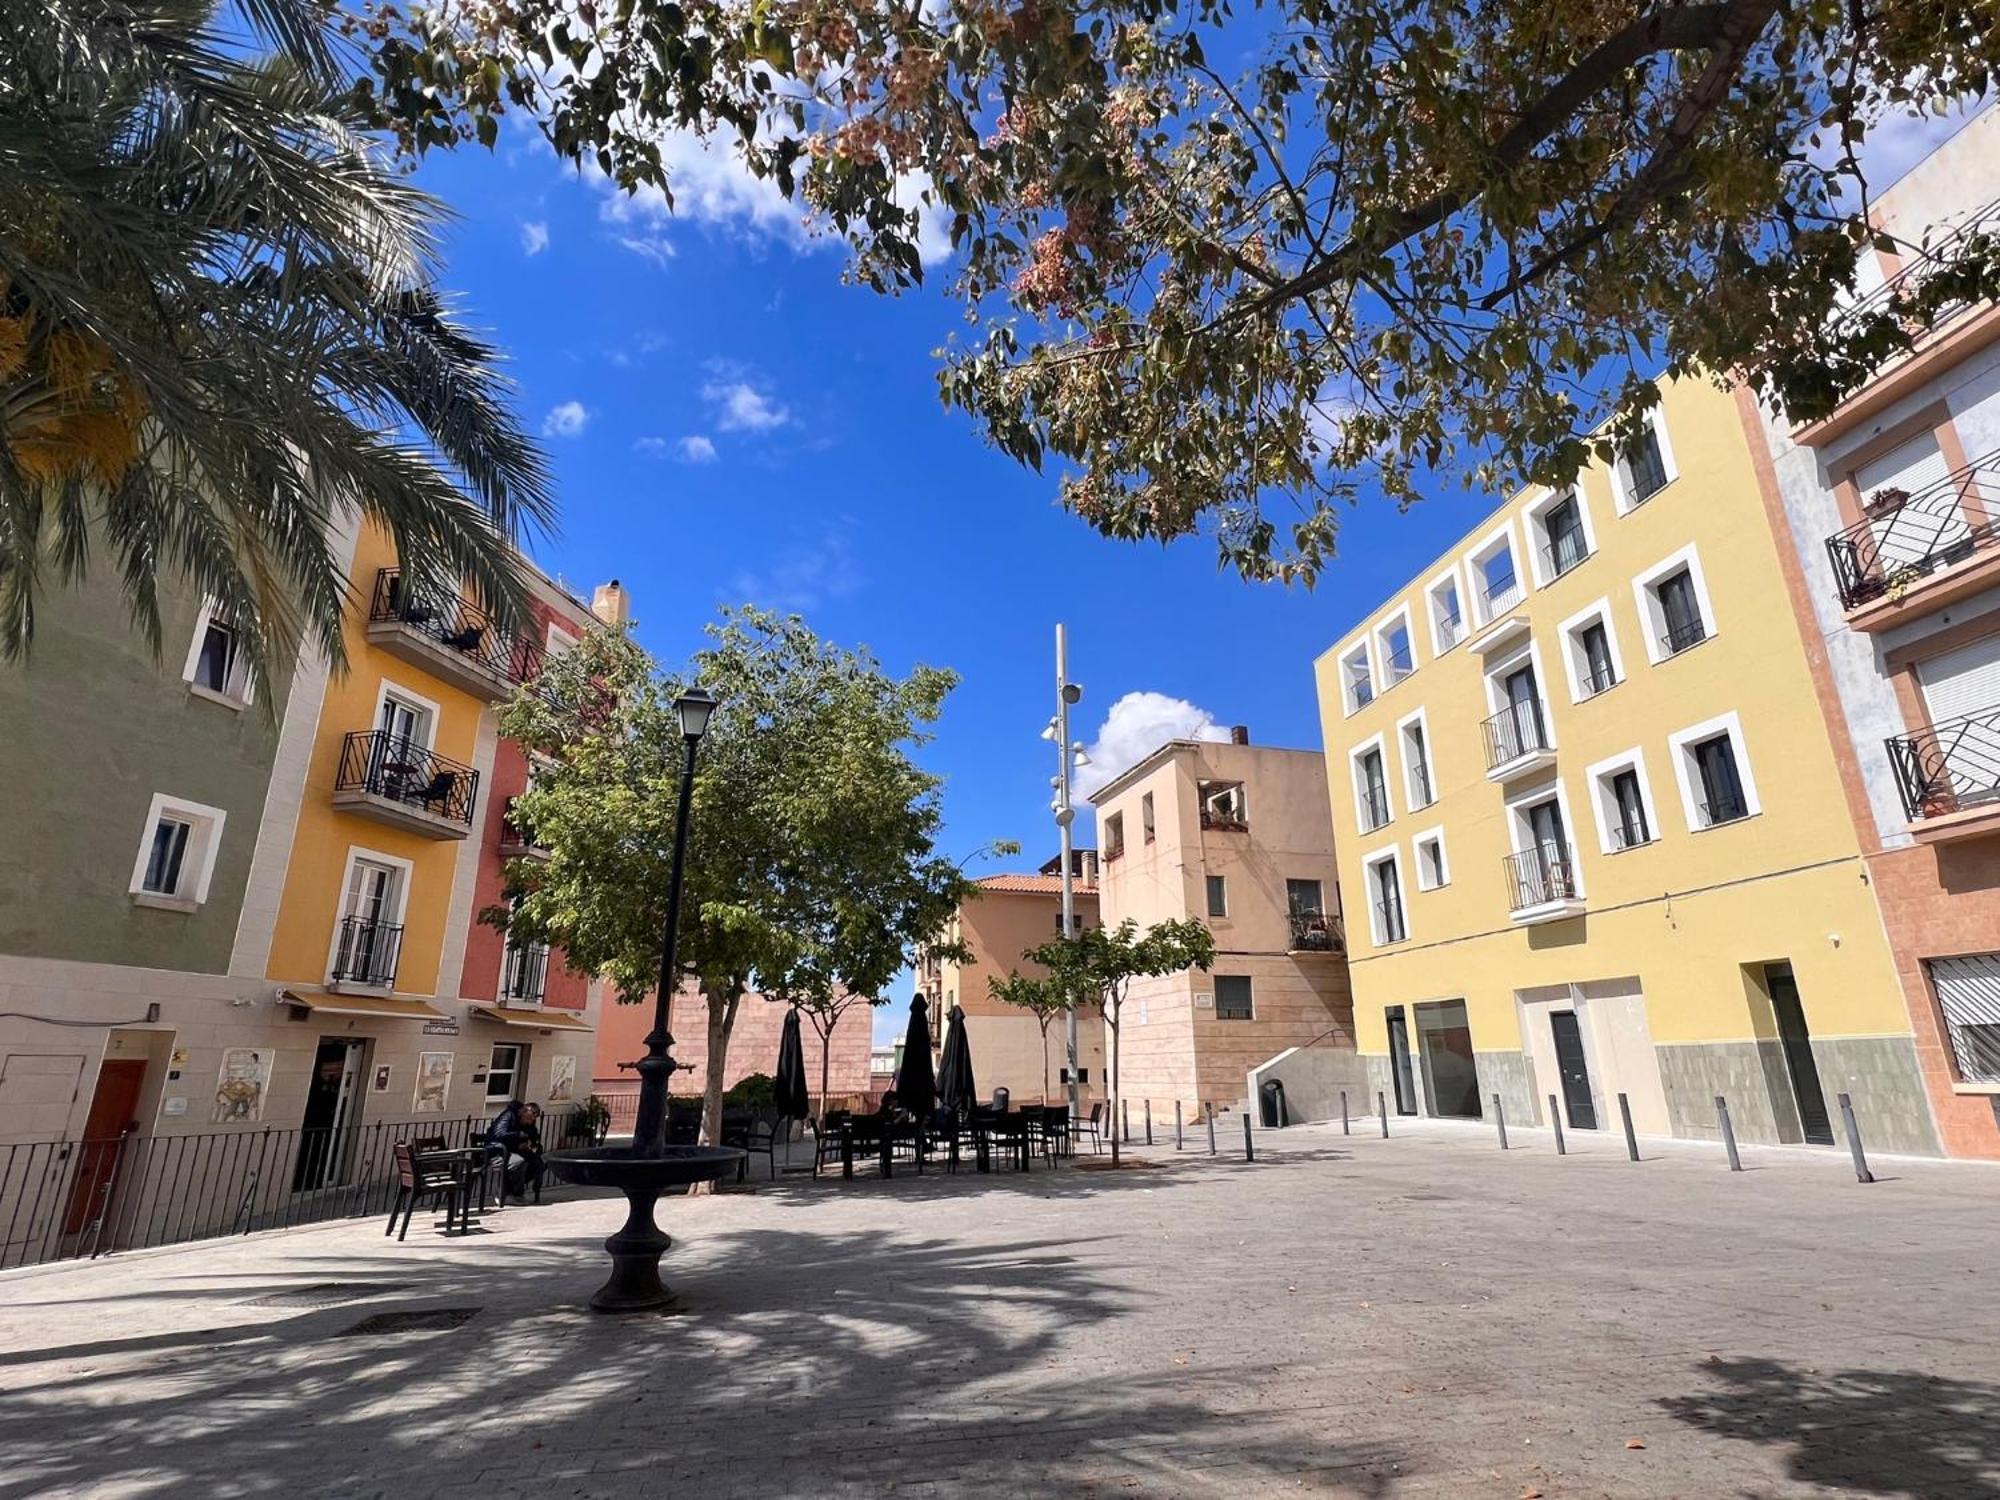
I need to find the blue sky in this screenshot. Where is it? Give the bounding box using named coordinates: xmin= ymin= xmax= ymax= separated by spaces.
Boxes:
xmin=410 ymin=103 xmax=1985 ymax=1044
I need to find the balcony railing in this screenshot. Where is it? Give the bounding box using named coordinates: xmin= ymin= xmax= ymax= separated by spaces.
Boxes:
xmin=1823 ymin=196 xmax=2000 ymax=360
xmin=1409 ymin=762 xmax=1435 ymax=808
xmin=1660 ymin=616 xmax=1709 ymax=656
xmin=1610 ymin=819 xmax=1652 ymax=851
xmin=1887 ymin=707 xmax=2000 ymax=821
xmin=1482 ymin=701 xmax=1550 ymax=770
xmin=1358 ymin=785 xmax=1391 ymax=832
xmin=331 ymin=916 xmax=403 ymax=987
xmin=1824 ymin=450 xmax=2000 ymax=610
xmin=1435 ymin=610 xmax=1465 ymax=650
xmin=1287 ymin=911 xmax=1344 ymax=953
xmin=1581 ymin=660 xmax=1619 ymax=698
xmin=1375 ymin=897 xmax=1406 ymax=945
xmin=1698 ymin=794 xmax=1751 ymax=828
xmin=500 ymin=942 xmax=551 ymax=1004
xmin=1481 ymin=572 xmax=1524 ymax=621
xmin=1540 ymin=530 xmax=1591 ymax=580
xmin=369 ymin=569 xmax=543 ymax=685
xmin=1383 ymin=644 xmax=1414 ymax=683
xmin=1505 ymin=845 xmax=1579 ymax=912
xmin=336 ymin=730 xmax=479 ymax=828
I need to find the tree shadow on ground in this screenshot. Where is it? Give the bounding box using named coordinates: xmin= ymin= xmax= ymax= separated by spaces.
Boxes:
xmin=1659 ymin=1355 xmax=2000 ymax=1498
xmin=0 ymin=1223 xmax=1404 ymax=1497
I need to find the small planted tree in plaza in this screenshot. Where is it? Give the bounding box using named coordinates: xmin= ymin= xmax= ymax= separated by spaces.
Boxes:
xmin=495 ymin=607 xmax=966 ymax=1146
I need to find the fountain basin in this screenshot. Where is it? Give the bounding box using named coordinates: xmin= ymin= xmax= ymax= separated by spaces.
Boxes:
xmin=545 ymin=1144 xmax=745 ymax=1312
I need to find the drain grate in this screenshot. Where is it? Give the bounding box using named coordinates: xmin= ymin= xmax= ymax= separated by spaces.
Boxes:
xmin=245 ymin=1282 xmax=414 ymax=1309
xmin=337 ymin=1307 xmax=481 ymax=1337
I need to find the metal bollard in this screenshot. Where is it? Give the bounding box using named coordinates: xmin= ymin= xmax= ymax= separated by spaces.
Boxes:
xmin=1175 ymin=1100 xmax=1183 ymax=1151
xmin=1548 ymin=1095 xmax=1565 ymax=1156
xmin=1121 ymin=1098 xmax=1130 ymax=1144
xmin=1492 ymin=1093 xmax=1509 ymax=1150
xmin=1716 ymin=1096 xmax=1742 ymax=1172
xmin=1838 ymin=1093 xmax=1876 ymax=1184
xmin=1341 ymin=1090 xmax=1350 ymax=1136
xmin=1144 ymin=1098 xmax=1153 ymax=1146
xmin=1378 ymin=1091 xmax=1390 ymax=1138
xmin=1206 ymin=1104 xmax=1217 ymax=1156
xmin=1618 ymin=1093 xmax=1640 ymax=1161
xmin=1242 ymin=1112 xmax=1255 ymax=1162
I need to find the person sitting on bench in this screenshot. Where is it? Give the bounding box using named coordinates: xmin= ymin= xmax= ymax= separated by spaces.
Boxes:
xmin=484 ymin=1100 xmax=545 ymax=1200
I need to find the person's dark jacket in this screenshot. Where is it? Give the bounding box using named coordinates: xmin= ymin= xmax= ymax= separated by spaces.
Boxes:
xmin=485 ymin=1103 xmax=541 ymax=1154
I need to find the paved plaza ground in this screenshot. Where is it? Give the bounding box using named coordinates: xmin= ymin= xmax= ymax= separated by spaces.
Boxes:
xmin=2 ymin=1114 xmax=1998 ymax=1498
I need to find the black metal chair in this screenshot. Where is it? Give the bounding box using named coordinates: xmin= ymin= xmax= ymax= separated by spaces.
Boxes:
xmin=813 ymin=1111 xmax=852 ymax=1177
xmin=1070 ymin=1102 xmax=1106 ymax=1155
xmin=725 ymin=1109 xmax=782 ymax=1181
xmin=417 ymin=770 xmax=458 ymax=813
xmin=1034 ymin=1105 xmax=1069 ymax=1162
xmin=386 ymin=1143 xmax=466 ymax=1241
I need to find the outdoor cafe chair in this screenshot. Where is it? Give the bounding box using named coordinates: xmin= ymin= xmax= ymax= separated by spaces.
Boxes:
xmin=1036 ymin=1105 xmax=1070 ymax=1161
xmin=812 ymin=1110 xmax=852 ymax=1178
xmin=1070 ymin=1102 xmax=1106 ymax=1155
xmin=724 ymin=1109 xmax=782 ymax=1181
xmin=386 ymin=1142 xmax=466 ymax=1241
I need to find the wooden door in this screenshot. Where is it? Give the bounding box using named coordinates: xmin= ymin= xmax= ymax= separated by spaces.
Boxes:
xmin=63 ymin=1058 xmax=147 ymax=1234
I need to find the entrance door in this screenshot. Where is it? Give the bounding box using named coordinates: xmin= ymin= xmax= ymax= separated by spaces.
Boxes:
xmin=293 ymin=1040 xmax=365 ymax=1191
xmin=1386 ymin=1009 xmax=1417 ymax=1115
xmin=1414 ymin=1000 xmax=1482 ymax=1119
xmin=1766 ymin=965 xmax=1834 ymax=1145
xmin=63 ymin=1058 xmax=147 ymax=1234
xmin=1549 ymin=1011 xmax=1598 ymax=1130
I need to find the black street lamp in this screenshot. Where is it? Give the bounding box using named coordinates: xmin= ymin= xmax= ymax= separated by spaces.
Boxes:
xmin=630 ymin=685 xmax=718 ymax=1156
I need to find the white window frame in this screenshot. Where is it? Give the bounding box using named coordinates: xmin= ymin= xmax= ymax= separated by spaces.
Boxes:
xmin=1666 ymin=711 xmax=1763 ymax=832
xmin=1361 ymin=845 xmax=1408 ymax=946
xmin=485 ymin=1041 xmax=528 ymax=1105
xmin=1583 ymin=748 xmax=1662 ymax=855
xmin=1426 ymin=565 xmax=1468 ymax=656
xmin=1523 ymin=486 xmax=1598 ymax=588
xmin=1412 ymin=826 xmax=1451 ymax=891
xmin=1396 ymin=707 xmax=1437 ymax=812
xmin=1349 ymin=731 xmax=1394 ymax=833
xmin=1607 ymin=406 xmax=1680 ymax=516
xmin=128 ymin=793 xmax=228 ymax=909
xmin=544 ymin=622 xmax=580 ymax=657
xmin=1631 ymin=543 xmax=1718 ymax=665
xmin=376 ymin=679 xmax=443 ymax=750
xmin=1339 ymin=641 xmax=1377 ymax=715
xmin=1482 ymin=640 xmax=1558 ymax=753
xmin=325 ymin=845 xmax=415 ymax=985
xmin=1504 ymin=778 xmax=1588 ymax=900
xmin=1556 ymin=597 xmax=1627 ymax=704
xmin=180 ymin=600 xmax=257 ymax=708
xmin=1466 ymin=520 xmax=1525 ymax=627
xmin=1374 ymin=605 xmax=1418 ymax=688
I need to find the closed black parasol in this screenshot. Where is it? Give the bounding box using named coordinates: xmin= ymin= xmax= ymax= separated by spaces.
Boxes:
xmin=774 ymin=1005 xmax=810 ymax=1121
xmin=936 ymin=1004 xmax=977 ymax=1115
xmin=897 ymin=995 xmax=938 ymax=1118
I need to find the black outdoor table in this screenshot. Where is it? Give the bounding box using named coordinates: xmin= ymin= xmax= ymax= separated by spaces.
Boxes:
xmin=967 ymin=1112 xmax=1033 ymax=1173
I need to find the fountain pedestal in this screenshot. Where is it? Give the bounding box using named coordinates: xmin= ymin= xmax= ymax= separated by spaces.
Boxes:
xmin=546 ymin=1144 xmax=745 ymax=1312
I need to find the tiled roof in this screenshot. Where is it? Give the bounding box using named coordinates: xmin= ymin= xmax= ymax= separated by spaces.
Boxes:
xmin=975 ymin=874 xmax=1098 ymax=896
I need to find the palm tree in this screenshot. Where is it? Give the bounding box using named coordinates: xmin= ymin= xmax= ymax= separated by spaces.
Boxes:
xmin=0 ymin=0 xmax=552 ymax=672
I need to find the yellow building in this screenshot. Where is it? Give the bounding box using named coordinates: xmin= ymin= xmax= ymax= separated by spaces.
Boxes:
xmin=1314 ymin=377 xmax=1942 ymax=1155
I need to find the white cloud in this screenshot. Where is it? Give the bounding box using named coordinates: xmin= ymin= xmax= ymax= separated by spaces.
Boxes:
xmin=519 ymin=220 xmax=550 ymax=256
xmin=541 ymin=400 xmax=589 ymax=438
xmin=633 ymin=436 xmax=670 ymax=457
xmin=678 ymin=435 xmax=718 ymax=463
xmin=1074 ymin=692 xmax=1232 ymax=800
xmin=725 ymin=526 xmax=862 ymax=613
xmin=703 ymin=378 xmax=790 ymax=432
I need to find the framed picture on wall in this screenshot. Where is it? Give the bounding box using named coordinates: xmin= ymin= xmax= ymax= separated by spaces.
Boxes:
xmin=413 ymin=1051 xmax=453 ymax=1113
xmin=548 ymin=1053 xmax=576 ymax=1103
xmin=372 ymin=1065 xmax=393 ymax=1094
xmin=212 ymin=1047 xmax=272 ymax=1123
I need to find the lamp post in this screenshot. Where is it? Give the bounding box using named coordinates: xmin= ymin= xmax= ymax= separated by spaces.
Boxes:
xmin=630 ymin=685 xmax=717 ymax=1156
xmin=1046 ymin=626 xmax=1086 ymax=1118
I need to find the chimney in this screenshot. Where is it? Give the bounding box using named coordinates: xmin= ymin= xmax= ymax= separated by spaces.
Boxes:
xmin=1230 ymin=724 xmax=1250 ymax=745
xmin=591 ymin=579 xmax=630 ymax=627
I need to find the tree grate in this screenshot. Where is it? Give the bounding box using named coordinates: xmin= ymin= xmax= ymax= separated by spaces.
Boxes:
xmin=337 ymin=1307 xmax=481 ymax=1336
xmin=245 ymin=1281 xmax=416 ymax=1309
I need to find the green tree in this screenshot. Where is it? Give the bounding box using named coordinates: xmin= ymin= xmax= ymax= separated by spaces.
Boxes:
xmin=0 ymin=0 xmax=550 ymax=669
xmin=495 ymin=607 xmax=965 ymax=1145
xmin=366 ymin=0 xmax=1997 ymax=582
xmin=1012 ymin=918 xmax=1214 ymax=1157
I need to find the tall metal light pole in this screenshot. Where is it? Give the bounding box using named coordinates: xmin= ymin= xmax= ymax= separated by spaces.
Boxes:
xmin=1048 ymin=625 xmax=1085 ymax=1118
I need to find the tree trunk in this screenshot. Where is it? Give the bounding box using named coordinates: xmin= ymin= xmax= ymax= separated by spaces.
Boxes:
xmin=819 ymin=1014 xmax=834 ymax=1124
xmin=699 ymin=986 xmax=742 ymax=1146
xmin=1107 ymin=999 xmax=1121 ymax=1163
xmin=1039 ymin=1018 xmax=1052 ymax=1105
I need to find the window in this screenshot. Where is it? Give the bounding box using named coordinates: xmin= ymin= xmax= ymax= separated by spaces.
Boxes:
xmin=1341 ymin=645 xmax=1375 ymax=712
xmin=1557 ymin=599 xmax=1623 ymax=702
xmin=1376 ymin=610 xmax=1416 ymax=686
xmin=1287 ymin=878 xmax=1324 ymax=915
xmin=1355 ymin=745 xmax=1391 ymax=831
xmin=1428 ymin=570 xmax=1466 ymax=654
xmin=331 ymin=852 xmax=406 ymax=986
xmin=1399 ymin=714 xmax=1435 ymax=809
xmin=1667 ymin=713 xmax=1762 ymax=831
xmin=500 ymin=901 xmax=550 ymax=1004
xmin=1468 ymin=524 xmax=1523 ymax=625
xmin=1214 ymin=976 xmax=1253 ymax=1021
xmin=1414 ymin=830 xmax=1449 ymax=890
xmin=1925 ymin=954 xmax=2000 ymax=1083
xmin=1104 ymin=811 xmax=1125 ymax=861
xmin=1483 ymin=660 xmax=1551 ymax=769
xmin=486 ymin=1042 xmax=526 ymax=1105
xmin=1206 ymin=874 xmax=1228 ymax=918
xmin=128 ymin=794 xmax=227 ymax=908
xmin=1633 ymin=546 xmax=1716 ymax=664
xmin=1366 ymin=851 xmax=1407 ymax=945
xmin=1579 ymin=623 xmax=1617 ymax=695
xmin=1527 ymin=488 xmax=1594 ymax=585
xmin=1141 ymin=791 xmax=1156 ymax=843
xmin=1610 ymin=771 xmax=1651 ymax=848
xmin=181 ymin=603 xmax=255 ymax=705
xmin=1613 ymin=413 xmax=1675 ymax=512
xmin=378 ymin=688 xmax=435 ymax=752
xmin=1585 ymin=749 xmax=1658 ymax=854
xmin=1199 ymin=780 xmax=1247 ymax=829
xmin=1506 ymin=792 xmax=1581 ymax=910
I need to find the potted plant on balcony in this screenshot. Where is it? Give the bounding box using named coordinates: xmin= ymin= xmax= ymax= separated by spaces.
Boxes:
xmin=1863 ymin=485 xmax=1910 ymax=518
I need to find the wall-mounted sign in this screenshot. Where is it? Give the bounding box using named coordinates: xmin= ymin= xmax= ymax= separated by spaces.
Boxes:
xmin=213 ymin=1047 xmax=272 ymax=1122
xmin=413 ymin=1052 xmax=453 ymax=1113
xmin=422 ymin=1017 xmax=461 ymax=1037
xmin=161 ymin=1096 xmax=188 ymax=1118
xmin=372 ymin=1065 xmax=393 ymax=1093
xmin=548 ymin=1054 xmax=577 ymax=1103
xmin=1193 ymin=993 xmax=1214 ymax=1010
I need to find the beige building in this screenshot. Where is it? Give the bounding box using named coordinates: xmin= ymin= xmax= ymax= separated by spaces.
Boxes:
xmin=917 ymin=863 xmax=1105 ymax=1106
xmin=1090 ymin=733 xmax=1359 ymax=1127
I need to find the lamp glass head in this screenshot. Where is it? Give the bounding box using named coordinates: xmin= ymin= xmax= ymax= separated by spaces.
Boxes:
xmin=675 ymin=686 xmax=719 ymax=740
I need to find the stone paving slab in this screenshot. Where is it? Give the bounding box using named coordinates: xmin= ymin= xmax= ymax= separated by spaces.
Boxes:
xmin=0 ymin=1116 xmax=1996 ymax=1498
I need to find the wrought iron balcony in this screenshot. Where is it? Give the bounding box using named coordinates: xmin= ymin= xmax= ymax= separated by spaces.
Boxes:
xmin=331 ymin=916 xmax=402 ymax=988
xmin=1888 ymin=708 xmax=2000 ymax=823
xmin=1824 ymin=451 xmax=2000 ymax=611
xmin=1505 ymin=845 xmax=1580 ymax=914
xmin=1823 ymin=196 xmax=2000 ymax=368
xmin=1481 ymin=572 xmax=1524 ymax=620
xmin=500 ymin=942 xmax=551 ymax=1005
xmin=1610 ymin=819 xmax=1653 ymax=851
xmin=367 ymin=569 xmax=544 ymax=699
xmin=1580 ymin=660 xmax=1619 ymax=698
xmin=334 ymin=730 xmax=479 ymax=837
xmin=498 ymin=796 xmax=548 ymax=859
xmin=1540 ymin=530 xmax=1591 ymax=581
xmin=1287 ymin=911 xmax=1344 ymax=953
xmin=1482 ymin=701 xmax=1551 ymax=771
xmin=1358 ymin=785 xmax=1391 ymax=832
xmin=1660 ymin=616 xmax=1709 ymax=657
xmin=1374 ymin=896 xmax=1406 ymax=945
